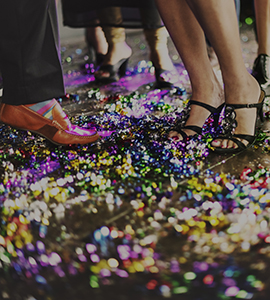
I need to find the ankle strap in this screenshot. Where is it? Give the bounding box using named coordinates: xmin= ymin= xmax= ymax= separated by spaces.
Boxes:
xmin=226 ymin=103 xmax=262 ymax=109
xmin=188 ymin=100 xmax=218 ymax=114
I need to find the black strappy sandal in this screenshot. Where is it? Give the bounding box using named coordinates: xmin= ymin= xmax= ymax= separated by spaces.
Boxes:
xmin=212 ymin=90 xmax=265 ymax=154
xmin=170 ymin=100 xmax=225 ymax=139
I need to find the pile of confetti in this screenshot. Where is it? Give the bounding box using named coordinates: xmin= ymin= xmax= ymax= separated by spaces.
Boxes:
xmin=1 ymin=86 xmax=270 ymax=300
xmin=1 ymin=32 xmax=270 ymax=299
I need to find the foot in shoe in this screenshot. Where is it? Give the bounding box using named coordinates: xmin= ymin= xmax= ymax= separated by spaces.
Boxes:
xmin=94 ymin=43 xmax=132 ymax=82
xmin=211 ymin=90 xmax=265 ymax=153
xmin=94 ymin=57 xmax=130 ymax=83
xmin=168 ymin=100 xmax=225 ymax=141
xmin=0 ymin=100 xmax=100 ymax=145
xmin=252 ymin=54 xmax=270 ymax=96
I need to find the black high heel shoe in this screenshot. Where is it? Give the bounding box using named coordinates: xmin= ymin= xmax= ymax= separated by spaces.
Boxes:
xmin=212 ymin=90 xmax=265 ymax=154
xmin=155 ymin=67 xmax=179 ymax=89
xmin=252 ymin=54 xmax=270 ymax=96
xmin=170 ymin=100 xmax=225 ymax=140
xmin=94 ymin=57 xmax=129 ymax=84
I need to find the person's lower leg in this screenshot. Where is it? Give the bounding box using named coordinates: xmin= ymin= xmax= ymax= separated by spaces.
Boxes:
xmin=97 ymin=7 xmax=131 ymax=65
xmin=254 ymin=0 xmax=270 ymax=56
xmin=85 ymin=24 xmax=108 ymax=56
xmin=144 ymin=27 xmax=174 ymax=70
xmin=186 ymin=0 xmax=261 ymax=148
xmin=155 ymin=0 xmax=223 ymax=138
xmin=187 ymin=0 xmax=260 ymax=104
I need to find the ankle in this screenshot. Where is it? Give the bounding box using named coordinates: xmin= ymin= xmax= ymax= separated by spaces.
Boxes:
xmin=191 ymin=78 xmax=224 ymax=107
xmin=225 ymin=75 xmax=261 ymax=105
xmin=150 ymin=47 xmax=174 ymax=70
xmin=104 ymin=43 xmax=132 ymax=64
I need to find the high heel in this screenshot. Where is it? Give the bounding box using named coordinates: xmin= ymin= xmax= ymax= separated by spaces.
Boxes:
xmin=96 ymin=53 xmax=106 ymax=66
xmin=213 ymin=103 xmax=225 ymax=129
xmin=81 ymin=44 xmax=106 ymax=74
xmin=94 ymin=57 xmax=129 ymax=83
xmin=252 ymin=54 xmax=270 ymax=96
xmin=212 ymin=90 xmax=265 ymax=154
xmin=155 ymin=67 xmax=179 ymax=88
xmin=170 ymin=100 xmax=225 ymax=140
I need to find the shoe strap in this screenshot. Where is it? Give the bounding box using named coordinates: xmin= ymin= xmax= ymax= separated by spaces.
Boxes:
xmin=216 ymin=134 xmax=255 ymax=151
xmin=173 ymin=128 xmax=188 ymax=139
xmin=226 ymin=103 xmax=262 ymax=109
xmin=188 ymin=100 xmax=219 ymax=114
xmin=171 ymin=125 xmax=201 ymax=139
xmin=182 ymin=125 xmax=202 ymax=134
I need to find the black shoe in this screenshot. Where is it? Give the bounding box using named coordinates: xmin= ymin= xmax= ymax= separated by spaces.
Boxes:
xmin=211 ymin=90 xmax=265 ymax=154
xmin=94 ymin=57 xmax=129 ymax=84
xmin=252 ymin=54 xmax=270 ymax=96
xmin=170 ymin=100 xmax=225 ymax=140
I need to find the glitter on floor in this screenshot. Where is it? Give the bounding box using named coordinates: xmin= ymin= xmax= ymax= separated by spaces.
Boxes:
xmin=1 ymin=22 xmax=270 ymax=300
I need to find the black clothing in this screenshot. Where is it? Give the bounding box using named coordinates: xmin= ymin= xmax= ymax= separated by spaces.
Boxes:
xmin=62 ymin=0 xmax=162 ymax=29
xmin=0 ymin=0 xmax=65 ymax=105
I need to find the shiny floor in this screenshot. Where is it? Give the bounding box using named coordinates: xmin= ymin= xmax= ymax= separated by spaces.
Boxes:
xmin=1 ymin=20 xmax=270 ymax=300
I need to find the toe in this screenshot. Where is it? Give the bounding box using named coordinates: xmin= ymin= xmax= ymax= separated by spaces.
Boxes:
xmin=211 ymin=139 xmax=222 ymax=147
xmin=226 ymin=139 xmax=236 ymax=149
xmin=168 ymin=130 xmax=183 ymax=141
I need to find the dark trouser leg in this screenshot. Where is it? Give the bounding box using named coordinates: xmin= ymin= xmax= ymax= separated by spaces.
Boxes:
xmin=139 ymin=0 xmax=164 ymax=29
xmin=0 ymin=0 xmax=65 ymax=105
xmin=140 ymin=1 xmax=174 ymax=73
xmin=97 ymin=7 xmax=125 ymax=44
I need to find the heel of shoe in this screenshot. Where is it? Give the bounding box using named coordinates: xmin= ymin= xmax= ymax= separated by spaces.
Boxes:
xmin=118 ymin=58 xmax=129 ymax=77
xmin=212 ymin=104 xmax=224 ymax=129
xmin=96 ymin=53 xmax=106 ymax=66
xmin=258 ymin=90 xmax=266 ymax=122
xmin=212 ymin=113 xmax=219 ymax=129
xmin=259 ymin=106 xmax=264 ymax=122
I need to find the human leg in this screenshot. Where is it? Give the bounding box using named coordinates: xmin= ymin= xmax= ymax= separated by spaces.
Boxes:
xmin=207 ymin=0 xmax=241 ymax=67
xmin=252 ymin=0 xmax=270 ymax=96
xmin=0 ymin=0 xmax=99 ymax=145
xmin=139 ymin=3 xmax=173 ymax=71
xmin=155 ymin=0 xmax=262 ymax=151
xmin=0 ymin=0 xmax=64 ymax=105
xmin=184 ymin=0 xmax=262 ymax=151
xmin=140 ymin=3 xmax=178 ymax=88
xmin=85 ymin=23 xmax=108 ymax=65
xmin=155 ymin=0 xmax=224 ymax=139
xmin=95 ymin=7 xmax=132 ymax=82
xmin=254 ymin=0 xmax=270 ymax=56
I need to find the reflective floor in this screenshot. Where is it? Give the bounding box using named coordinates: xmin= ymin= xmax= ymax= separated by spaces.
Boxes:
xmin=1 ymin=22 xmax=270 ymax=300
